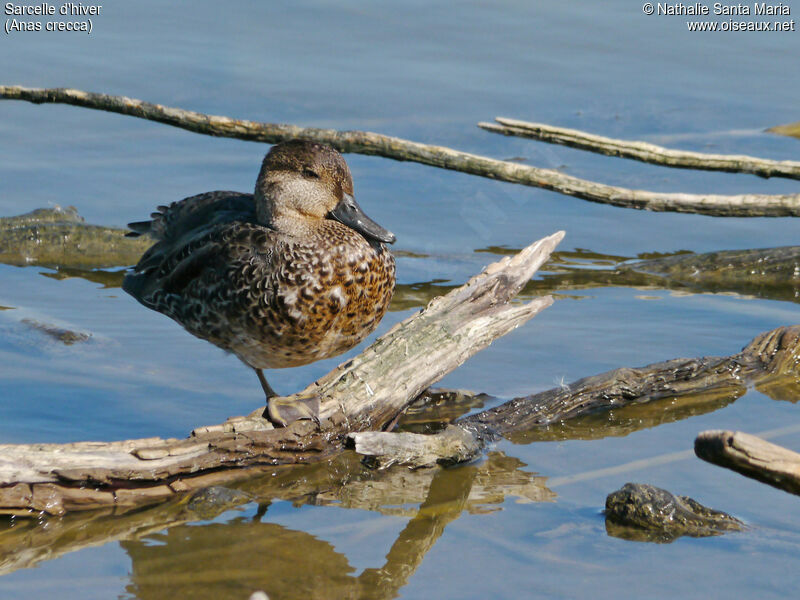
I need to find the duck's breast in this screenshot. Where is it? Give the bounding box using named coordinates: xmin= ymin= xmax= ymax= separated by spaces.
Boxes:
xmin=232 ymin=226 xmax=395 ymax=368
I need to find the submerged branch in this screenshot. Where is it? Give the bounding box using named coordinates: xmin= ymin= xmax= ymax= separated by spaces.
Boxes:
xmin=2 ymin=85 xmax=800 ymax=217
xmin=358 ymin=325 xmax=800 ymax=466
xmin=2 ymin=207 xmax=800 ymax=307
xmin=479 ymin=117 xmax=800 ymax=180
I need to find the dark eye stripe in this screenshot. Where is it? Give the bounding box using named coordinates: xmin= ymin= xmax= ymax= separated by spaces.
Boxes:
xmin=303 ymin=169 xmax=320 ymax=179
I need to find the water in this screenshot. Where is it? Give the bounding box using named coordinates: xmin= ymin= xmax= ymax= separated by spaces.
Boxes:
xmin=1 ymin=1 xmax=800 ymax=598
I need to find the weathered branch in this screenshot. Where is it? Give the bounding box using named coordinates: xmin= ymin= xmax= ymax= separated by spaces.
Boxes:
xmin=464 ymin=326 xmax=800 ymax=438
xmin=0 ymin=231 xmax=563 ymax=515
xmin=695 ymin=430 xmax=800 ymax=496
xmin=3 ymin=85 xmax=800 ymax=216
xmin=480 ymin=117 xmax=800 ymax=180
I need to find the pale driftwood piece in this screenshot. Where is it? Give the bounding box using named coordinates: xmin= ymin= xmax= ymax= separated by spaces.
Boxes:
xmin=350 ymin=424 xmax=486 ymax=468
xmin=480 ymin=117 xmax=800 ymax=180
xmin=0 ymin=451 xmax=552 ymax=576
xmin=0 ymin=232 xmax=563 ymax=515
xmin=695 ymin=430 xmax=800 ymax=496
xmin=3 ymin=85 xmax=800 ymax=217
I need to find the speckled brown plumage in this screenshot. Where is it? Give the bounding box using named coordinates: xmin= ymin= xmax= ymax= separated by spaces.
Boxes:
xmin=124 ymin=140 xmax=396 ymax=396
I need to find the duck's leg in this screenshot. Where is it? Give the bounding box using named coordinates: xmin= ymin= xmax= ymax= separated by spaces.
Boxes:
xmin=254 ymin=368 xmax=320 ymax=427
xmin=254 ymin=368 xmax=278 ymax=399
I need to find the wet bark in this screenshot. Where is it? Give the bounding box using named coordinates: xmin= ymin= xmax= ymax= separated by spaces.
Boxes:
xmin=605 ymin=482 xmax=744 ymax=543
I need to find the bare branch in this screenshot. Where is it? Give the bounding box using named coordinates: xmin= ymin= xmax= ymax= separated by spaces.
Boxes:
xmin=3 ymin=85 xmax=799 ymax=216
xmin=480 ymin=117 xmax=800 ymax=180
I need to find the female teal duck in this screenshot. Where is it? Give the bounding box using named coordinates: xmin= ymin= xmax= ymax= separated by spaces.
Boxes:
xmin=124 ymin=140 xmax=396 ymax=425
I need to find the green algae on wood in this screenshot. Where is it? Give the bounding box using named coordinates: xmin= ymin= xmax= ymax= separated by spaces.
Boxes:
xmin=605 ymin=482 xmax=744 ymax=543
xmin=0 ymin=207 xmax=151 ymax=269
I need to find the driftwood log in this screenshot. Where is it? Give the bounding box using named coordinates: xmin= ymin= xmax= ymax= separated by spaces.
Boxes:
xmin=695 ymin=430 xmax=800 ymax=496
xmin=0 ymin=232 xmax=562 ymax=516
xmin=355 ymin=325 xmax=800 ymax=465
xmin=2 ymin=85 xmax=799 ymax=217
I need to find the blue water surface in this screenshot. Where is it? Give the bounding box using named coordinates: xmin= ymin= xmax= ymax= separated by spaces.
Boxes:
xmin=1 ymin=1 xmax=799 ymax=598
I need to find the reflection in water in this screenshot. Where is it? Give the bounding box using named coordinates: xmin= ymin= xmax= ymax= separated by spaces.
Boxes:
xmin=0 ymin=450 xmax=552 ymax=597
xmin=755 ymin=374 xmax=800 ymax=403
xmin=40 ymin=267 xmax=127 ymax=289
xmin=507 ymin=385 xmax=744 ymax=444
xmin=396 ymin=389 xmax=489 ymax=433
xmin=121 ymin=460 xmax=548 ymax=600
xmin=122 ymin=519 xmax=358 ymax=600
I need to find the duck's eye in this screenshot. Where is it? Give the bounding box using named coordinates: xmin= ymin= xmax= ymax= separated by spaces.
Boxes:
xmin=303 ymin=169 xmax=320 ymax=179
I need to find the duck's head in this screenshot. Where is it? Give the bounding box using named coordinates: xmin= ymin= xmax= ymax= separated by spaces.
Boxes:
xmin=255 ymin=140 xmax=395 ymax=244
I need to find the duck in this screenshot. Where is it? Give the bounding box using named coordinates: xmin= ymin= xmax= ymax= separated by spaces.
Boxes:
xmin=123 ymin=140 xmax=396 ymax=426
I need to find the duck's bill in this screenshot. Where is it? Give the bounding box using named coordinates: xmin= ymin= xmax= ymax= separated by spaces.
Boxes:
xmin=329 ymin=194 xmax=396 ymax=244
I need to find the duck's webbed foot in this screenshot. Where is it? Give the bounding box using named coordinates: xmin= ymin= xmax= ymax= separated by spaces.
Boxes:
xmin=265 ymin=394 xmax=321 ymax=427
xmin=253 ymin=368 xmax=320 ymax=427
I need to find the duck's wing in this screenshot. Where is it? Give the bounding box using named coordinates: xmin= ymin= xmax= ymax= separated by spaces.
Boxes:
xmin=123 ymin=221 xmax=275 ymax=313
xmin=126 ymin=191 xmax=256 ymax=241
